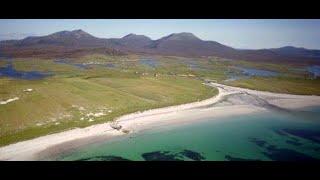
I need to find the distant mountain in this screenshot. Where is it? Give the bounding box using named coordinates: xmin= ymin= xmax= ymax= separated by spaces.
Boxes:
xmin=109 ymin=33 xmax=153 ymax=51
xmin=0 ymin=30 xmax=123 ymax=58
xmin=144 ymin=32 xmax=237 ymax=57
xmin=3 ymin=29 xmax=106 ymax=48
xmin=1 ymin=30 xmax=319 ymax=63
xmin=121 ymin=33 xmax=152 ymax=44
xmin=269 ymin=46 xmax=320 ymax=59
xmin=158 ymin=32 xmax=201 ymax=41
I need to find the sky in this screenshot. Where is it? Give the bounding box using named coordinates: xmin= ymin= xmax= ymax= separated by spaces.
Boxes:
xmin=0 ymin=19 xmax=320 ymax=49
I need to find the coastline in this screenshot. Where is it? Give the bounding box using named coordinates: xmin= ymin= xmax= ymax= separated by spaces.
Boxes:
xmin=1 ymin=82 xmax=320 ymax=161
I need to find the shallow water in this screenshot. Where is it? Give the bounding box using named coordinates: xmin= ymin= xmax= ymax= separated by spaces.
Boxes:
xmin=307 ymin=65 xmax=320 ymax=78
xmin=105 ymin=63 xmax=116 ymax=68
xmin=180 ymin=59 xmax=210 ymax=71
xmin=52 ymin=106 xmax=320 ymax=161
xmin=238 ymin=67 xmax=279 ymax=77
xmin=0 ymin=53 xmax=12 ymax=60
xmin=0 ymin=63 xmax=51 ymax=80
xmin=139 ymin=58 xmax=159 ymax=68
xmin=224 ymin=67 xmax=279 ymax=82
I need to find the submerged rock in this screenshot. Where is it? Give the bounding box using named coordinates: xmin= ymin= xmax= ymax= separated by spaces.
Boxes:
xmin=76 ymin=155 xmax=131 ymax=161
xmin=121 ymin=129 xmax=130 ymax=134
xmin=142 ymin=151 xmax=183 ymax=161
xmin=225 ymin=155 xmax=260 ymax=161
xmin=180 ymin=149 xmax=205 ymax=161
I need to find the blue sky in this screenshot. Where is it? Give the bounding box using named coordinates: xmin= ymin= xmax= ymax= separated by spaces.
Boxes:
xmin=0 ymin=19 xmax=319 ymax=49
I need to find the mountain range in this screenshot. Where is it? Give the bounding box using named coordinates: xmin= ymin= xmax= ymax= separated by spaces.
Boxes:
xmin=1 ymin=29 xmax=320 ymax=63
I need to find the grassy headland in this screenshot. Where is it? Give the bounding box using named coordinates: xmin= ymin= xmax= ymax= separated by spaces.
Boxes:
xmin=0 ymin=56 xmax=218 ymax=146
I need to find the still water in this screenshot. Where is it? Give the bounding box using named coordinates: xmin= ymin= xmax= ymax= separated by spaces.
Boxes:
xmin=308 ymin=65 xmax=320 ymax=78
xmin=238 ymin=67 xmax=279 ymax=77
xmin=0 ymin=63 xmax=51 ymax=80
xmin=139 ymin=58 xmax=159 ymax=68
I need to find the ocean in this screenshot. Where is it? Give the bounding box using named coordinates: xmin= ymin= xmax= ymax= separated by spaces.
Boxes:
xmin=52 ymin=106 xmax=320 ymax=161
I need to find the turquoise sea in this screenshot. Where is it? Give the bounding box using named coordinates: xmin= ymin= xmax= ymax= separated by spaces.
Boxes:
xmin=53 ymin=106 xmax=320 ymax=161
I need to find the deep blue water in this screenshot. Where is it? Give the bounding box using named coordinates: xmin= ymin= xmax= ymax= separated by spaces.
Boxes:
xmin=0 ymin=63 xmax=51 ymax=80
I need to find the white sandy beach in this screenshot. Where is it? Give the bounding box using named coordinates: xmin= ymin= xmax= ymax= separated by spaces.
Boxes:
xmin=1 ymin=82 xmax=320 ymax=161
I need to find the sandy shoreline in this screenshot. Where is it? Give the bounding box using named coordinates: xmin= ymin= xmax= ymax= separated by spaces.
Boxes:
xmin=1 ymin=82 xmax=320 ymax=161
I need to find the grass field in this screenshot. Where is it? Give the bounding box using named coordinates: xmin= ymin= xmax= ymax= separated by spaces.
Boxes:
xmin=0 ymin=57 xmax=218 ymax=146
